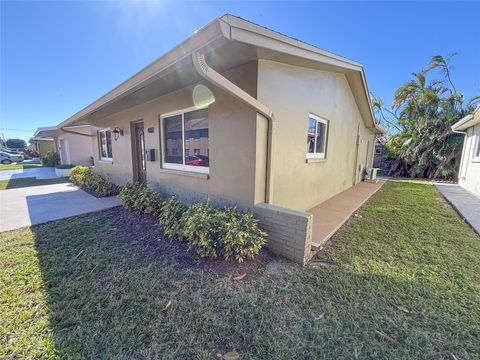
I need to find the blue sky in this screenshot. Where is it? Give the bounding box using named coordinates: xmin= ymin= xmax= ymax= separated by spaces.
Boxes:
xmin=1 ymin=1 xmax=479 ymax=141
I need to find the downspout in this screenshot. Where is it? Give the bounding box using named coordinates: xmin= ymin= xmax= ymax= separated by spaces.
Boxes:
xmin=192 ymin=52 xmax=275 ymax=204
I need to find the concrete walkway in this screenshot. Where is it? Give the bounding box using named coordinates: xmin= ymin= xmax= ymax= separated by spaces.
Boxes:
xmin=0 ymin=183 xmax=122 ymax=232
xmin=435 ymin=183 xmax=480 ymax=235
xmin=0 ymin=167 xmax=58 ymax=180
xmin=308 ymin=180 xmax=386 ymax=248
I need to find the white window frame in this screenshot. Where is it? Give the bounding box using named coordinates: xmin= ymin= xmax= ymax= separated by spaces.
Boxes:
xmin=306 ymin=114 xmax=328 ymax=159
xmin=473 ymin=133 xmax=480 ymax=162
xmin=160 ymin=105 xmax=209 ymax=174
xmin=98 ymin=128 xmax=113 ymax=162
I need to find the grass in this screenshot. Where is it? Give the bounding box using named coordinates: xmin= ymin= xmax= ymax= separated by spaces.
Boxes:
xmin=1 ymin=181 xmax=479 ymax=359
xmin=0 ymin=177 xmax=70 ymax=190
xmin=0 ymin=163 xmax=43 ymax=170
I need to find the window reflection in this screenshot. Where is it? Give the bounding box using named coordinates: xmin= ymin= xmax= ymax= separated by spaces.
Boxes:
xmin=184 ymin=109 xmax=209 ymax=167
xmin=164 ymin=114 xmax=183 ymax=164
xmin=163 ymin=108 xmax=209 ymax=169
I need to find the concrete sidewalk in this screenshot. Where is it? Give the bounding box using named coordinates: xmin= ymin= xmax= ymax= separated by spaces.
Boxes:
xmin=0 ymin=183 xmax=121 ymax=232
xmin=0 ymin=167 xmax=58 ymax=180
xmin=308 ymin=180 xmax=386 ymax=248
xmin=435 ymin=183 xmax=480 ymax=235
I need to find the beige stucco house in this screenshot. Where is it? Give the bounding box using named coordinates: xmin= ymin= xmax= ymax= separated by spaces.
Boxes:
xmin=28 ymin=137 xmax=55 ymax=158
xmin=57 ymin=14 xmax=383 ymax=263
xmin=452 ymin=106 xmax=480 ymax=196
xmin=32 ymin=125 xmax=94 ymax=165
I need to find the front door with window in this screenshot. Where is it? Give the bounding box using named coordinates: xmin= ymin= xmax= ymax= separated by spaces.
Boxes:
xmin=133 ymin=121 xmax=146 ymax=183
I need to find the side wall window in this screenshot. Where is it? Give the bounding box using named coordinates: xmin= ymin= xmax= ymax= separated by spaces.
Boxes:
xmin=307 ymin=114 xmax=328 ymax=159
xmin=98 ymin=129 xmax=113 ymax=161
xmin=474 ymin=133 xmax=480 ymax=161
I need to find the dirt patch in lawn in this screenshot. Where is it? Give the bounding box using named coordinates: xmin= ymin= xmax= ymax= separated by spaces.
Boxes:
xmin=106 ymin=206 xmax=278 ymax=278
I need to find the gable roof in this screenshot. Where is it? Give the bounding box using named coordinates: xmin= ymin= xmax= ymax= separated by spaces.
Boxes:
xmin=59 ymin=14 xmax=383 ymax=134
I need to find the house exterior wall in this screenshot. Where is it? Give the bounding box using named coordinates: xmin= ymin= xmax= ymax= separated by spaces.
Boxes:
xmin=458 ymin=123 xmax=480 ymax=195
xmin=57 ymin=127 xmax=94 ymax=165
xmin=36 ymin=140 xmax=55 ymax=157
xmin=257 ymin=60 xmax=376 ymax=211
xmin=90 ymin=62 xmax=259 ymax=209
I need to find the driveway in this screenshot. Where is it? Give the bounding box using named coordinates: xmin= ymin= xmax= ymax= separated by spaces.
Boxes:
xmin=435 ymin=183 xmax=480 ymax=235
xmin=0 ymin=183 xmax=122 ymax=232
xmin=0 ymin=167 xmax=58 ymax=181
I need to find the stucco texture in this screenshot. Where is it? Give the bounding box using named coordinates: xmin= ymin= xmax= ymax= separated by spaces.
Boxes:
xmin=257 ymin=60 xmax=376 ymax=211
xmin=56 ymin=127 xmax=94 ymax=166
xmin=90 ymin=62 xmax=259 ymax=209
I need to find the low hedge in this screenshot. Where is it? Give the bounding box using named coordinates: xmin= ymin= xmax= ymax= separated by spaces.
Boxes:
xmin=158 ymin=196 xmax=187 ymax=241
xmin=180 ymin=203 xmax=266 ymax=262
xmin=119 ymin=183 xmax=267 ymax=262
xmin=41 ymin=151 xmax=60 ymax=167
xmin=70 ymin=166 xmax=119 ymax=197
xmin=120 ymin=182 xmax=162 ymax=217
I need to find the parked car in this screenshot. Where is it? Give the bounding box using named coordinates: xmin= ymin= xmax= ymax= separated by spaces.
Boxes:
xmin=0 ymin=151 xmax=24 ymax=164
xmin=185 ymin=155 xmax=209 ymax=167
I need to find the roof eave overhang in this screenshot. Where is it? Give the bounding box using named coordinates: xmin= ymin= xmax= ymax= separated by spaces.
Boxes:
xmin=57 ymin=18 xmax=229 ymax=128
xmin=59 ymin=14 xmax=383 ymax=134
xmin=452 ymin=106 xmax=480 ymax=131
xmin=221 ymin=14 xmax=382 ymax=134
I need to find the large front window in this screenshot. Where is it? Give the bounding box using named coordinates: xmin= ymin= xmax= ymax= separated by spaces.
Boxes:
xmin=162 ymin=107 xmax=209 ymax=173
xmin=98 ymin=128 xmax=113 ymax=161
xmin=307 ymin=114 xmax=328 ymax=159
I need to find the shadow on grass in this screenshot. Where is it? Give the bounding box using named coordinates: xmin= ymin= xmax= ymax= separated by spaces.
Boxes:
xmin=29 ymin=199 xmax=480 ymax=359
xmin=0 ymin=177 xmax=69 ymax=190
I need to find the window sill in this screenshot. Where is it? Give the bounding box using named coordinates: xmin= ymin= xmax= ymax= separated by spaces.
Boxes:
xmin=159 ymin=168 xmax=209 ymax=179
xmin=98 ymin=159 xmax=113 ymax=164
xmin=305 ymin=158 xmax=327 ymax=163
xmin=472 ymin=158 xmax=480 ymax=163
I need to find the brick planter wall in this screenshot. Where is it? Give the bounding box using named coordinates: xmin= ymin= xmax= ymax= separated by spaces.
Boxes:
xmin=253 ymin=203 xmax=313 ymax=264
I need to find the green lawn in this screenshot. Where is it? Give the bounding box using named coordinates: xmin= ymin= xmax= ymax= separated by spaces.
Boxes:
xmin=0 ymin=177 xmax=70 ymax=190
xmin=1 ymin=181 xmax=479 ymax=359
xmin=0 ymin=163 xmax=43 ymax=170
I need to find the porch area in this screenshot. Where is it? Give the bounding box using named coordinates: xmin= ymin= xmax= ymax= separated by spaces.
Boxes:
xmin=308 ymin=180 xmax=386 ymax=250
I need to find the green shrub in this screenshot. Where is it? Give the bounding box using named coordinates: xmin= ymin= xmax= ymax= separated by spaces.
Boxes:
xmin=218 ymin=207 xmax=267 ymax=262
xmin=86 ymin=172 xmax=118 ymax=197
xmin=180 ymin=203 xmax=223 ymax=258
xmin=70 ymin=166 xmax=92 ymax=187
xmin=69 ymin=165 xmax=118 ymax=197
xmin=158 ymin=196 xmax=187 ymax=241
xmin=179 ymin=203 xmax=267 ymax=262
xmin=120 ymin=182 xmax=162 ymax=216
xmin=41 ymin=151 xmax=60 ymax=167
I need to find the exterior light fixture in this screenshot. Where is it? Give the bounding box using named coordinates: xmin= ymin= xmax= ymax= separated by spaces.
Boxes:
xmin=112 ymin=127 xmax=124 ymax=141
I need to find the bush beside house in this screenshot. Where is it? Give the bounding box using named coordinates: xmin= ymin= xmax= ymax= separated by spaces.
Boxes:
xmin=70 ymin=166 xmax=119 ymax=197
xmin=41 ymin=151 xmax=60 ymax=167
xmin=119 ymin=182 xmax=266 ymax=262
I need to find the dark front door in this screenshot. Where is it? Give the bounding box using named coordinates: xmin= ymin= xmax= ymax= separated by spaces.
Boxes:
xmin=133 ymin=121 xmax=146 ymax=183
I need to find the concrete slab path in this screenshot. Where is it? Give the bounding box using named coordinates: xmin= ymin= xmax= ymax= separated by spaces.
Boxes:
xmin=0 ymin=167 xmax=58 ymax=181
xmin=0 ymin=183 xmax=121 ymax=232
xmin=435 ymin=183 xmax=480 ymax=235
xmin=308 ymin=180 xmax=386 ymax=247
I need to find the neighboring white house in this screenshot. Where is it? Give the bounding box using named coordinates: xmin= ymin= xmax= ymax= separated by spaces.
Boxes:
xmin=452 ymin=106 xmax=480 ymax=196
xmin=32 ymin=125 xmax=94 ymax=165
